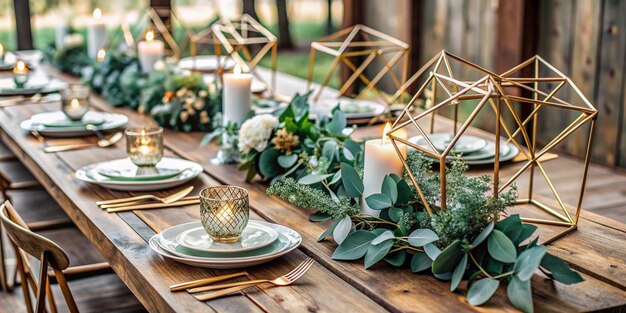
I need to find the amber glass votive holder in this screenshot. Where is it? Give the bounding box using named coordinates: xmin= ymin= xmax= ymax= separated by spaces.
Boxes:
xmin=199 ymin=186 xmax=250 ymax=242
xmin=125 ymin=126 xmax=164 ymax=167
xmin=60 ymin=83 xmax=91 ymax=120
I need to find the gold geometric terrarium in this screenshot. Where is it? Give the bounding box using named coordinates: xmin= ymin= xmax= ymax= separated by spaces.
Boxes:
xmin=387 ymin=51 xmax=597 ymax=244
xmin=211 ymin=14 xmax=278 ymax=95
xmin=306 ymin=24 xmax=410 ymax=106
xmin=121 ymin=7 xmax=190 ymax=58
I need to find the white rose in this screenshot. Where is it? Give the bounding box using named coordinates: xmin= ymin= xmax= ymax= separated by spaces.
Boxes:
xmin=237 ymin=114 xmax=279 ymax=154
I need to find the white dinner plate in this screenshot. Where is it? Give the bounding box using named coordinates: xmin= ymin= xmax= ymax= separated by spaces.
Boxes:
xmin=20 ymin=111 xmax=128 ymax=137
xmin=75 ymin=157 xmax=202 ymax=191
xmin=408 ymin=136 xmax=519 ymax=165
xmin=150 ymin=220 xmax=301 ymax=269
xmin=177 ymin=222 xmax=278 ymax=253
xmin=309 ymin=98 xmax=386 ymax=120
xmin=178 ymin=55 xmax=237 ymax=72
xmin=414 ymin=133 xmax=487 ymax=154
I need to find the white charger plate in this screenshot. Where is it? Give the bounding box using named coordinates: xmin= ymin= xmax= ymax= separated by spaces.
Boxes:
xmin=150 ymin=220 xmax=301 ymax=269
xmin=414 ymin=133 xmax=487 ymax=154
xmin=178 ymin=55 xmax=237 ymax=72
xmin=20 ymin=111 xmax=128 ymax=137
xmin=409 ymin=136 xmax=519 ymax=165
xmin=75 ymin=157 xmax=202 ymax=191
xmin=309 ymin=98 xmax=386 ymax=120
xmin=177 ymin=222 xmax=278 ymax=253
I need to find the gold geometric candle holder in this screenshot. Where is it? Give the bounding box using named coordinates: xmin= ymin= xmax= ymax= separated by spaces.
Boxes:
xmin=211 ymin=14 xmax=277 ymax=96
xmin=306 ymin=24 xmax=410 ymax=106
xmin=121 ymin=7 xmax=190 ymax=58
xmin=387 ymin=51 xmax=597 ymax=244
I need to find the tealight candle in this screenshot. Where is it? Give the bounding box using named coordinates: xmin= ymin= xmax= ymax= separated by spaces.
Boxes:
xmin=87 ymin=8 xmax=107 ymax=59
xmin=222 ymin=64 xmax=252 ymax=126
xmin=361 ymin=122 xmax=407 ymax=217
xmin=12 ymin=61 xmax=29 ymax=88
xmin=96 ymin=48 xmax=106 ymax=62
xmin=137 ymin=30 xmax=164 ymax=74
xmin=125 ymin=127 xmax=164 ymax=167
xmin=199 ymin=186 xmax=250 ymax=242
xmin=60 ymin=83 xmax=91 ymax=120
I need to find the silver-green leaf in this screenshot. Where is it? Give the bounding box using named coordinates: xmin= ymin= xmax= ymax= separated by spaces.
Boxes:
xmin=467 ymin=278 xmax=499 ymax=306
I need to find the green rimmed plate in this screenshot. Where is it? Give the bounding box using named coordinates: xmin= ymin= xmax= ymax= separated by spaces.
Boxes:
xmin=21 ymin=111 xmax=128 ymax=137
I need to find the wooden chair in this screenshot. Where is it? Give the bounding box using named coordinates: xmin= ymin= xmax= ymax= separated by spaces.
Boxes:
xmin=0 ymin=201 xmax=145 ymax=313
xmin=0 ymin=162 xmax=72 ymax=292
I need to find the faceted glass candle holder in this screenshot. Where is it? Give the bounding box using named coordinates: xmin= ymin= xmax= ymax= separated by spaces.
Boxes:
xmin=60 ymin=84 xmax=91 ymax=120
xmin=13 ymin=73 xmax=28 ymax=89
xmin=199 ymin=186 xmax=250 ymax=242
xmin=125 ymin=127 xmax=164 ymax=167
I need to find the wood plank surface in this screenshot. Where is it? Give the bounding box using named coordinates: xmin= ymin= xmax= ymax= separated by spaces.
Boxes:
xmin=1 ymin=65 xmax=626 ymax=312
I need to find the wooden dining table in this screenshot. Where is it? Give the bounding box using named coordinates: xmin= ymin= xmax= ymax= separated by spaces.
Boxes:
xmin=0 ymin=65 xmax=625 ymax=313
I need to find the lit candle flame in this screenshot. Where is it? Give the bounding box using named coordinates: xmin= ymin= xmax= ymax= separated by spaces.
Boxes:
xmin=93 ymin=8 xmax=102 ymax=19
xmin=233 ymin=64 xmax=241 ymax=75
xmin=0 ymin=44 xmax=4 ymax=56
xmin=145 ymin=30 xmax=154 ymax=42
xmin=139 ymin=145 xmax=151 ymax=155
xmin=96 ymin=49 xmax=106 ymax=62
xmin=381 ymin=122 xmax=392 ymax=144
xmin=69 ymin=99 xmax=80 ymax=108
xmin=13 ymin=61 xmax=27 ymax=74
xmin=217 ymin=204 xmax=233 ymax=221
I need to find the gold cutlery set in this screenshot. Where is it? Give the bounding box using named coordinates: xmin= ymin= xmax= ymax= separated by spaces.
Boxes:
xmin=97 ymin=186 xmax=198 ymax=213
xmin=169 ymin=258 xmax=315 ymax=301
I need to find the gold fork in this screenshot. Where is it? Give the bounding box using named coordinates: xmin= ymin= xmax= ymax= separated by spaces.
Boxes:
xmin=96 ymin=186 xmax=194 ymax=206
xmin=192 ymin=258 xmax=315 ymax=301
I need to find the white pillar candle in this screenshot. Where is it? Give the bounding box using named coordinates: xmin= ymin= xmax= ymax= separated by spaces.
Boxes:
xmin=362 ymin=123 xmax=407 ymax=217
xmin=55 ymin=22 xmax=68 ymax=50
xmin=137 ymin=31 xmax=165 ymax=74
xmin=222 ymin=65 xmax=252 ymax=126
xmin=87 ymin=9 xmax=107 ymax=58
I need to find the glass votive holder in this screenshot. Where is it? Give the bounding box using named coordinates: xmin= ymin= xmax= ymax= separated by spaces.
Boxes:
xmin=125 ymin=126 xmax=164 ymax=167
xmin=60 ymin=84 xmax=91 ymax=121
xmin=12 ymin=61 xmax=29 ymax=89
xmin=199 ymin=186 xmax=250 ymax=242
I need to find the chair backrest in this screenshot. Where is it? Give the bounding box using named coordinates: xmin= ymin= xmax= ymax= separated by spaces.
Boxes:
xmin=0 ymin=202 xmax=69 ymax=269
xmin=0 ymin=201 xmax=77 ymax=313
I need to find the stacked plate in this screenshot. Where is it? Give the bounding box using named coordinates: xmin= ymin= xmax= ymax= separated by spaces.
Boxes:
xmin=409 ymin=132 xmax=519 ymax=165
xmin=309 ymin=98 xmax=386 ymax=120
xmin=21 ymin=111 xmax=128 ymax=137
xmin=0 ymin=76 xmax=67 ymax=96
xmin=150 ymin=220 xmax=302 ymax=269
xmin=76 ymin=157 xmax=203 ymax=191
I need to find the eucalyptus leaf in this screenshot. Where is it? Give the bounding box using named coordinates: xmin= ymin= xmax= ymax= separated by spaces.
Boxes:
xmin=411 ymin=252 xmax=433 ymax=272
xmin=395 ymin=179 xmax=413 ymax=205
xmin=424 ymin=243 xmax=442 ymax=260
xmin=371 ymin=230 xmax=395 ymax=245
xmin=317 ymin=218 xmax=341 ymax=242
xmin=340 ymin=163 xmax=364 ymax=198
xmin=384 ymin=250 xmax=407 ymax=267
xmin=540 ymin=253 xmax=583 ymax=285
xmin=329 ymin=170 xmax=342 ymax=185
xmin=450 ymin=254 xmax=468 ymax=291
xmin=467 ymin=278 xmax=499 ymax=306
xmin=513 ymin=246 xmax=547 ymax=281
xmin=322 ymin=140 xmax=339 ymax=161
xmin=516 ymin=224 xmax=538 ymax=244
xmin=342 ymin=147 xmax=355 ymax=161
xmin=471 ymin=222 xmax=494 ymax=247
xmin=365 ymin=193 xmax=393 ymax=210
xmin=298 ymin=173 xmax=333 ymax=185
xmin=333 ymin=215 xmax=353 ymax=245
xmin=432 ymin=240 xmax=463 ymax=274
xmin=326 ymin=110 xmax=347 ymax=135
xmin=507 ymin=277 xmax=534 ymax=313
xmin=277 ymin=154 xmax=298 ymax=168
xmin=495 ymin=214 xmax=523 ymax=242
xmin=332 ymin=230 xmax=376 ymax=260
xmin=382 ymin=175 xmax=398 ymax=203
xmin=408 ymin=229 xmax=439 ymax=247
xmin=388 ymin=207 xmax=404 ymax=223
xmin=309 ymin=212 xmax=332 ymax=222
xmin=364 ymin=239 xmax=394 ymax=269
xmin=487 ymin=229 xmax=517 ymax=263
xmin=258 ymin=148 xmax=282 ymax=177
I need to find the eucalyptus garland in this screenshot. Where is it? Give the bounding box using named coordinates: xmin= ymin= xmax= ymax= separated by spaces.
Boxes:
xmin=268 ymin=149 xmax=583 ymax=312
xmin=236 ymin=93 xmax=362 ymax=184
xmin=45 ymin=40 xmax=90 ymax=76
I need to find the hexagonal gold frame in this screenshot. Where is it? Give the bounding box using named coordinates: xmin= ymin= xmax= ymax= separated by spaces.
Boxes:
xmin=306 ymin=24 xmax=410 ymax=106
xmin=387 ymin=51 xmax=597 ymax=244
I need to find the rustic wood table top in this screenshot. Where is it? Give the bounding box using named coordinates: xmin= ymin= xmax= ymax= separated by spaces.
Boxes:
xmin=0 ymin=65 xmax=625 ymax=313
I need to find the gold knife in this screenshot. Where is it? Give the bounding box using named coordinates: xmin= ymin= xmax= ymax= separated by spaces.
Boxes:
xmin=44 ymin=143 xmax=96 ymax=153
xmin=100 ymin=196 xmax=199 ymax=209
xmin=106 ymin=199 xmax=200 ymax=213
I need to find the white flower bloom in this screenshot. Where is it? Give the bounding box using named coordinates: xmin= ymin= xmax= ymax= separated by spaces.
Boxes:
xmin=153 ymin=60 xmax=166 ymax=71
xmin=238 ymin=114 xmax=279 ymax=154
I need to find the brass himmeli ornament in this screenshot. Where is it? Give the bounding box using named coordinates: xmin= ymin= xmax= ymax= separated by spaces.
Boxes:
xmin=387 ymin=50 xmax=597 ymax=244
xmin=306 ymin=24 xmax=410 ymax=106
